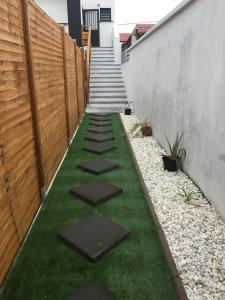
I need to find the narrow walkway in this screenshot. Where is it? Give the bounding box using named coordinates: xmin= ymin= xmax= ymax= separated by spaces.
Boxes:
xmin=87 ymin=48 xmax=128 ymax=113
xmin=1 ymin=114 xmax=177 ymax=300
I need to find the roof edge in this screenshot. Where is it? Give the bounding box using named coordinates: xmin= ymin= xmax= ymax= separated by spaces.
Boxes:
xmin=128 ymin=0 xmax=197 ymax=52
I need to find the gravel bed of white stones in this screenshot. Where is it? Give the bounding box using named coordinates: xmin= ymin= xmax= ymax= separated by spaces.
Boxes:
xmin=121 ymin=114 xmax=225 ymax=300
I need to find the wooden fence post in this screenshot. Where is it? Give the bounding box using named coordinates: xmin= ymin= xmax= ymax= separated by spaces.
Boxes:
xmin=61 ymin=28 xmax=70 ymax=143
xmin=74 ymin=41 xmax=80 ymax=121
xmin=20 ymin=0 xmax=46 ymax=200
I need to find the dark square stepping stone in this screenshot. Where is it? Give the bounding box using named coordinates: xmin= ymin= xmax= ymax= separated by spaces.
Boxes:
xmin=89 ymin=122 xmax=112 ymax=127
xmin=77 ymin=159 xmax=119 ymax=175
xmin=88 ymin=126 xmax=113 ymax=134
xmin=91 ymin=117 xmax=111 ymax=122
xmin=83 ymin=143 xmax=116 ymax=154
xmin=85 ymin=134 xmax=115 ymax=143
xmin=93 ymin=113 xmax=111 ymax=117
xmin=58 ymin=213 xmax=129 ymax=262
xmin=69 ymin=180 xmax=123 ymax=206
xmin=65 ymin=282 xmax=115 ymax=300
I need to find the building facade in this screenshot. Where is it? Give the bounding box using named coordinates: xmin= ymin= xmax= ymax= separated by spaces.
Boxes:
xmin=81 ymin=0 xmax=115 ymax=47
xmin=35 ymin=0 xmax=115 ymax=48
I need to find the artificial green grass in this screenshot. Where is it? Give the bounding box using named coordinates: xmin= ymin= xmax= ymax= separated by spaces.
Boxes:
xmin=1 ymin=114 xmax=177 ymax=300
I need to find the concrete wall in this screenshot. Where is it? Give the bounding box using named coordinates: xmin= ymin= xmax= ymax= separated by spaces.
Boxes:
xmin=122 ymin=0 xmax=225 ymax=219
xmin=113 ymin=32 xmax=121 ymax=63
xmin=122 ymin=61 xmax=132 ymax=103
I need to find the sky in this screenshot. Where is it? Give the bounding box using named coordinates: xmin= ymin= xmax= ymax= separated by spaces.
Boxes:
xmin=115 ymin=0 xmax=183 ymax=33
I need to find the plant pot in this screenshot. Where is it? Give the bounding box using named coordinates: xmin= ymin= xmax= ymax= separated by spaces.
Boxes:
xmin=125 ymin=108 xmax=131 ymax=115
xmin=162 ymin=156 xmax=178 ymax=172
xmin=141 ymin=126 xmax=152 ymax=137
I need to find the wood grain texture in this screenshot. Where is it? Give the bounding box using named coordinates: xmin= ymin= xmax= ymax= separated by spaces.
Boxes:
xmin=0 ymin=0 xmax=40 ymax=285
xmin=64 ymin=33 xmax=78 ymax=139
xmin=27 ymin=0 xmax=68 ymax=188
xmin=0 ymin=0 xmax=86 ymax=285
xmin=0 ymin=198 xmax=20 ymax=285
xmin=76 ymin=46 xmax=85 ymax=119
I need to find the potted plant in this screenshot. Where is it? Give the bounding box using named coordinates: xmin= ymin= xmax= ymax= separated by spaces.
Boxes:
xmin=162 ymin=132 xmax=186 ymax=172
xmin=130 ymin=119 xmax=152 ymax=137
xmin=125 ymin=103 xmax=132 ymax=115
xmin=140 ymin=119 xmax=152 ymax=137
xmin=125 ymin=108 xmax=132 ymax=115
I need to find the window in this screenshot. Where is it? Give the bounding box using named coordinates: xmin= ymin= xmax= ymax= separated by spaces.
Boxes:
xmin=100 ymin=8 xmax=111 ymax=22
xmin=84 ymin=10 xmax=99 ymax=30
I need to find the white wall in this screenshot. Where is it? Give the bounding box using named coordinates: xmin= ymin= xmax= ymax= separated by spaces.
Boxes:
xmin=100 ymin=22 xmax=113 ymax=47
xmin=35 ymin=0 xmax=68 ymax=23
xmin=113 ymin=34 xmax=121 ymax=64
xmin=123 ymin=0 xmax=225 ymax=219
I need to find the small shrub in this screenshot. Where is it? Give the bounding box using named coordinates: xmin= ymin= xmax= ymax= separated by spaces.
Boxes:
xmin=178 ymin=188 xmax=201 ymax=205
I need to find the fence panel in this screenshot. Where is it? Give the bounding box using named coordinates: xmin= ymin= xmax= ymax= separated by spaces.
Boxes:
xmin=76 ymin=46 xmax=85 ymax=118
xmin=0 ymin=197 xmax=20 ymax=285
xmin=27 ymin=0 xmax=68 ymax=188
xmin=64 ymin=33 xmax=78 ymax=139
xmin=0 ymin=0 xmax=88 ymax=285
xmin=0 ymin=0 xmax=41 ymax=284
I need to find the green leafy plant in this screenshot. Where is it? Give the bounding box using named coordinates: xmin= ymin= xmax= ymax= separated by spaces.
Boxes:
xmin=129 ymin=118 xmax=151 ymax=137
xmin=178 ymin=188 xmax=201 ymax=205
xmin=165 ymin=132 xmax=186 ymax=166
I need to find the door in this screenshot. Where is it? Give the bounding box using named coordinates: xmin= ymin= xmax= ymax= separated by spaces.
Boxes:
xmin=83 ymin=9 xmax=100 ymax=47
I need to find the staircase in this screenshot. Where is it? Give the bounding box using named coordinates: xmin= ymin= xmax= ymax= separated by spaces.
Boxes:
xmin=86 ymin=47 xmax=128 ymax=113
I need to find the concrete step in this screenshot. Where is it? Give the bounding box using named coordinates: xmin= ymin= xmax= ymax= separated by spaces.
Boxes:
xmin=91 ymin=59 xmax=114 ymax=64
xmin=89 ymin=98 xmax=128 ymax=103
xmin=91 ymin=67 xmax=121 ymax=71
xmin=91 ymin=54 xmax=114 ymax=57
xmin=86 ymin=106 xmax=125 ymax=113
xmin=90 ymin=70 xmax=122 ymax=75
xmin=87 ymin=103 xmax=127 ymax=112
xmin=88 ymin=48 xmax=127 ymax=114
xmin=92 ymin=48 xmax=113 ymax=51
xmin=92 ymin=59 xmax=115 ymax=63
xmin=91 ymin=57 xmax=115 ymax=61
xmin=90 ymin=74 xmax=123 ymax=79
xmin=91 ymin=70 xmax=122 ymax=74
xmin=91 ymin=63 xmax=117 ymax=66
xmin=91 ymin=55 xmax=115 ymax=60
xmin=91 ymin=53 xmax=114 ymax=57
xmin=90 ymin=82 xmax=125 ymax=88
xmin=91 ymin=63 xmax=120 ymax=67
xmin=90 ymin=92 xmax=127 ymax=98
xmin=90 ymin=87 xmax=126 ymax=92
xmin=91 ymin=53 xmax=114 ymax=56
xmin=92 ymin=53 xmax=114 ymax=56
xmin=90 ymin=78 xmax=124 ymax=83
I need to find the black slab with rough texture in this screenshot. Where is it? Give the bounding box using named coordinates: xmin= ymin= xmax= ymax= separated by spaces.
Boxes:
xmin=83 ymin=143 xmax=116 ymax=154
xmin=89 ymin=122 xmax=112 ymax=127
xmin=65 ymin=282 xmax=115 ymax=300
xmin=93 ymin=113 xmax=111 ymax=117
xmin=91 ymin=117 xmax=111 ymax=122
xmin=69 ymin=180 xmax=123 ymax=206
xmin=85 ymin=134 xmax=115 ymax=143
xmin=58 ymin=213 xmax=129 ymax=262
xmin=88 ymin=126 xmax=113 ymax=134
xmin=77 ymin=159 xmax=119 ymax=175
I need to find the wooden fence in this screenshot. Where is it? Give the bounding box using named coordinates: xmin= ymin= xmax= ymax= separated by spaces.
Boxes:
xmin=0 ymin=0 xmax=88 ymax=285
